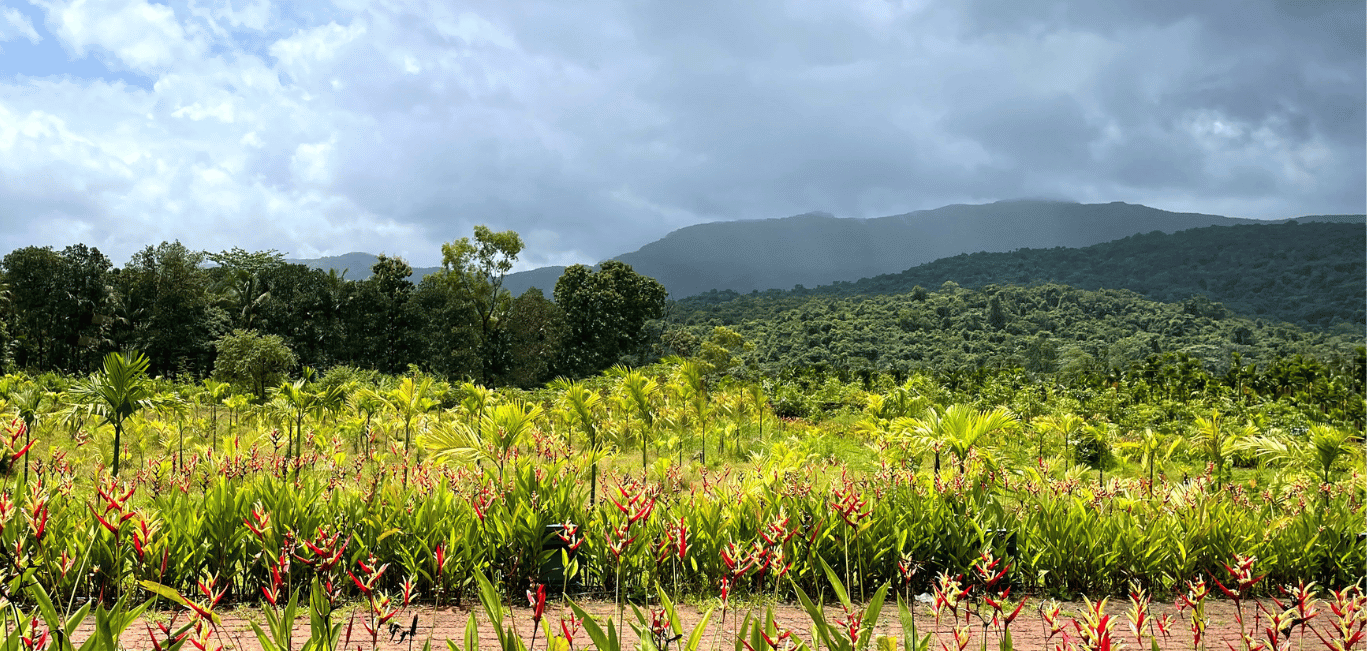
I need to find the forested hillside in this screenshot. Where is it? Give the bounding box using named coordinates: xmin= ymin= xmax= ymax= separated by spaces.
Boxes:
xmin=682 ymin=221 xmax=1364 ymax=330
xmin=497 ymin=199 xmax=1300 ymax=298
xmin=667 ymin=282 xmax=1362 ymax=376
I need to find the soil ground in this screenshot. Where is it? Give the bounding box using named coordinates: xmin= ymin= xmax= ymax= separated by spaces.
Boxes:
xmin=65 ymin=596 xmax=1291 ymax=651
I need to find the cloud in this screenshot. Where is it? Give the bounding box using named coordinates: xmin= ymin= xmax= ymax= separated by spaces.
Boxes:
xmin=1 ymin=6 xmax=41 ymax=43
xmin=0 ymin=0 xmax=1360 ymax=271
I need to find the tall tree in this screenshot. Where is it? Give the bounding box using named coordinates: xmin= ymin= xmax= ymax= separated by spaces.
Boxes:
xmin=212 ymin=329 xmax=298 ymax=401
xmin=254 ymin=263 xmax=344 ymax=368
xmin=437 ymin=226 xmax=525 ymax=384
xmin=498 ymin=288 xmax=566 ymax=387
xmin=345 ymin=255 xmax=417 ymax=373
xmin=3 ymin=245 xmax=114 ymax=372
xmin=115 ymin=242 xmax=222 ymax=377
xmin=207 ymin=248 xmax=286 ymax=330
xmin=554 ymin=261 xmax=667 ymax=377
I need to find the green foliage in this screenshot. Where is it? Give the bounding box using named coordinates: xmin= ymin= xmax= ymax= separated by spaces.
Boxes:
xmin=688 ymin=221 xmax=1363 ymax=331
xmin=670 ymin=283 xmax=1360 ymax=378
xmin=70 ymin=350 xmax=155 ymax=475
xmin=212 ymin=329 xmax=298 ymax=400
xmin=555 ymin=261 xmax=668 ymax=377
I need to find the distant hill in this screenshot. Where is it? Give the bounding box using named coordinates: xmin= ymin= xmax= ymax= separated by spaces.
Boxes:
xmin=292 ymin=200 xmax=1364 ymax=301
xmin=286 ymin=252 xmax=441 ymax=281
xmin=681 ymin=220 xmax=1365 ymax=330
xmin=504 ymin=200 xmax=1353 ymax=299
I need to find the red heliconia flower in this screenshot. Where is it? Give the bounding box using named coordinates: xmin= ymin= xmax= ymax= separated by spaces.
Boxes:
xmin=763 ymin=511 xmax=796 ymax=545
xmin=91 ymin=507 xmax=121 ymax=535
xmin=943 ymin=626 xmax=972 ymax=651
xmin=261 ymin=585 xmax=280 ymax=607
xmin=11 ymin=440 xmax=34 ymax=463
xmin=835 ymin=607 xmax=864 ymax=645
xmin=605 ymin=522 xmax=635 ymax=560
xmin=674 ymin=518 xmax=688 ymax=560
xmin=28 ymin=499 xmax=48 ymax=544
xmin=21 ymin=618 xmax=48 ymax=651
xmin=198 ymin=574 xmax=225 ymax=609
xmin=243 ymin=504 xmax=270 ymax=539
xmin=973 ymin=550 xmax=1011 ymax=590
xmin=527 ymin=583 xmax=547 ymax=625
xmin=146 ymin=622 xmax=188 ymax=651
xmin=1003 ymin=596 xmax=1028 ymax=626
xmin=561 ymin=613 xmax=582 ymax=649
xmin=434 ymin=543 xmax=446 ymax=579
xmin=769 ymin=545 xmax=793 ymax=579
xmin=0 ymin=492 xmax=15 ymax=530
xmin=761 ymin=627 xmax=793 ymax=650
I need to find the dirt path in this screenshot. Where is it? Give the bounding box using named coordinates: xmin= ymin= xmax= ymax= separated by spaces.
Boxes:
xmin=66 ymin=596 xmax=1286 ymax=651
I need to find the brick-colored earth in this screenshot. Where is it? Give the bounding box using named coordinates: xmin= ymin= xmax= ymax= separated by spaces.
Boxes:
xmin=69 ymin=596 xmax=1304 ymax=651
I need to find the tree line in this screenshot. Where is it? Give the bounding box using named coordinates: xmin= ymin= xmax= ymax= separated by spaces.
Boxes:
xmin=0 ymin=227 xmax=666 ymax=387
xmin=683 ymin=221 xmax=1365 ymax=331
xmin=667 ymin=282 xmax=1363 ymax=391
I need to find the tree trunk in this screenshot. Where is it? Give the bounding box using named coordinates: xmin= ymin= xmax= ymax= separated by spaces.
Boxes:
xmin=113 ymin=420 xmax=123 ymax=477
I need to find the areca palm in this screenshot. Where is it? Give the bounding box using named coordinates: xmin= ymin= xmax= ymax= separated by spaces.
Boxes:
xmin=349 ymin=388 xmax=385 ymax=453
xmin=201 ymin=379 xmax=231 ymax=450
xmin=1192 ymin=410 xmax=1254 ymax=488
xmin=1031 ymin=413 xmax=1085 ymax=463
xmin=274 ymin=377 xmax=322 ymax=471
xmin=423 ymin=400 xmax=544 ymax=483
xmin=1119 ymin=428 xmax=1182 ymax=497
xmin=10 ymin=384 xmax=51 ymax=481
xmin=387 ymin=376 xmax=439 ymax=448
xmin=552 ymin=379 xmax=604 ymax=503
xmin=616 ymin=369 xmax=658 ymax=470
xmin=675 ymin=359 xmax=709 ymax=463
xmin=71 ymin=351 xmax=155 ymax=477
xmin=903 ymin=404 xmax=1017 ymax=475
xmin=1244 ymin=424 xmax=1363 ymax=507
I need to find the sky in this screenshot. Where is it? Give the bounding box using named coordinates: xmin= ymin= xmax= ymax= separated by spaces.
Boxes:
xmin=0 ymin=0 xmax=1362 ymax=270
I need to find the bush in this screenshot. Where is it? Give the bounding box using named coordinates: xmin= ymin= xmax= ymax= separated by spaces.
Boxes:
xmin=212 ymin=329 xmax=297 ymax=400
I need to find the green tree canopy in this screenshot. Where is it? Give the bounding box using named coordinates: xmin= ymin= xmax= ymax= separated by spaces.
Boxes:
xmin=438 ymin=226 xmax=525 ymax=383
xmin=554 ymin=260 xmax=667 ymax=378
xmin=212 ymin=329 xmax=298 ymax=400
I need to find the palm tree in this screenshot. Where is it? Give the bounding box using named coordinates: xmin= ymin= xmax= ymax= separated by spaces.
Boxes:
xmin=616 ymin=370 xmax=658 ymax=471
xmin=1244 ymin=424 xmax=1363 ymax=509
xmin=275 ymin=377 xmax=320 ymax=470
xmin=71 ymin=351 xmax=155 ymax=477
xmin=1031 ymin=413 xmax=1085 ymax=463
xmin=10 ymin=384 xmax=50 ymax=482
xmin=553 ymin=379 xmax=604 ymax=503
xmin=1192 ymin=411 xmax=1253 ymax=488
xmin=746 ymin=383 xmax=767 ymax=442
xmin=905 ymin=404 xmax=1017 ymax=476
xmin=386 ymin=376 xmax=439 ymax=449
xmin=201 ymin=379 xmax=231 ymax=451
xmin=458 ymin=382 xmax=494 ymax=426
xmin=1120 ymin=428 xmax=1182 ymax=497
xmin=349 ymin=388 xmax=385 ymax=454
xmin=675 ymin=360 xmax=709 ymax=462
xmin=423 ymin=401 xmax=543 ymax=483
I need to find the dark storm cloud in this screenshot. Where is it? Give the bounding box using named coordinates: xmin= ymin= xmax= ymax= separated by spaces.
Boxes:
xmin=2 ymin=0 xmax=1360 ymax=266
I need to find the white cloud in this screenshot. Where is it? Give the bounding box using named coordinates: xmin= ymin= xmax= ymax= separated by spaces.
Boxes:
xmin=0 ymin=7 xmax=41 ymax=43
xmin=39 ymin=0 xmax=201 ymax=73
xmin=0 ymin=0 xmax=1359 ymax=271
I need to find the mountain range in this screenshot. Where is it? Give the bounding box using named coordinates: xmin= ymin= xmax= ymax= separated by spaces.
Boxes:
xmin=290 ymin=199 xmax=1363 ymax=300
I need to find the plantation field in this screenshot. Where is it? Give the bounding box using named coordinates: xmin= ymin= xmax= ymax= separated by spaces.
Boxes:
xmin=0 ymin=349 xmax=1359 ymax=651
